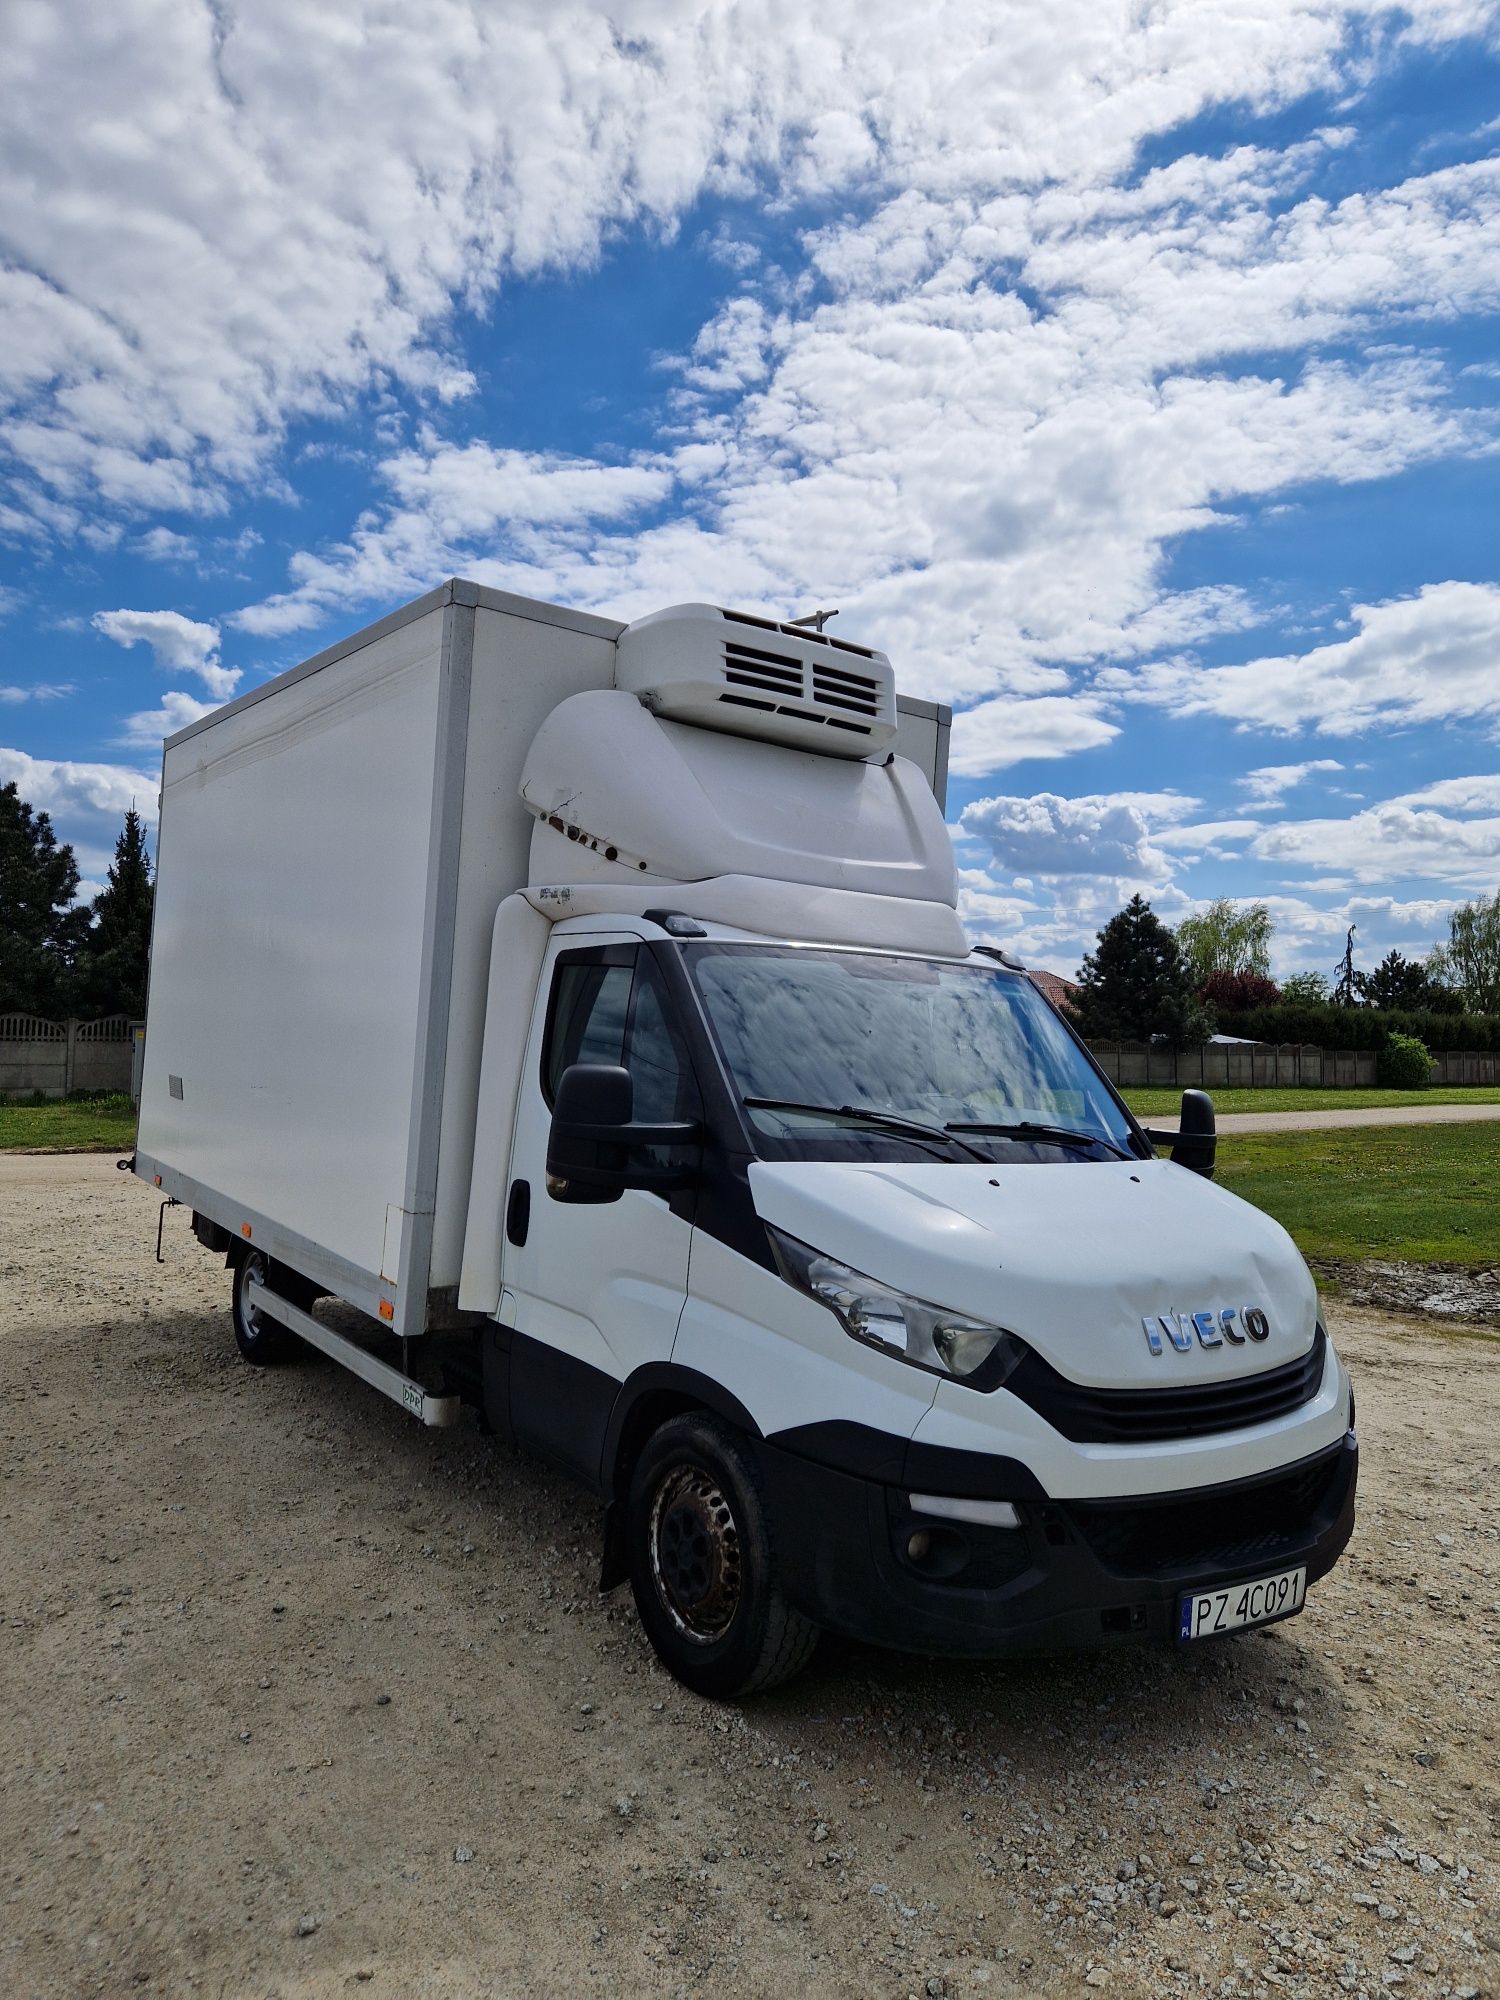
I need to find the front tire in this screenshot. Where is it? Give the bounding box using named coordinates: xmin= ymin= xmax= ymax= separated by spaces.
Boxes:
xmin=626 ymin=1413 xmax=819 ymax=1698
xmin=231 ymin=1248 xmax=297 ymax=1365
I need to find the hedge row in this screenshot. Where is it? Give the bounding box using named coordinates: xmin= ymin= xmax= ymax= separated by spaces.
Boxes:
xmin=1231 ymin=1001 xmax=1500 ymax=1052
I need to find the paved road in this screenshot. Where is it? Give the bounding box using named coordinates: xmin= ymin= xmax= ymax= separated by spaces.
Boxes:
xmin=1151 ymin=1100 xmax=1500 ymax=1135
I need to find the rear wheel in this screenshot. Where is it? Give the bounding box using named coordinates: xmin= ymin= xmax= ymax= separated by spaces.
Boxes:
xmin=231 ymin=1248 xmax=297 ymax=1365
xmin=626 ymin=1413 xmax=819 ymax=1698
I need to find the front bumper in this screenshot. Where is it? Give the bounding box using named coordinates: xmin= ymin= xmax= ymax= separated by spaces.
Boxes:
xmin=758 ymin=1429 xmax=1358 ymax=1658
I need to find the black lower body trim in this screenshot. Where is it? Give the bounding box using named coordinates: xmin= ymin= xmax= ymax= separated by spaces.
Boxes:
xmin=756 ymin=1432 xmax=1358 ymax=1659
xmin=484 ymin=1327 xmax=618 ymax=1493
xmin=770 ymin=1417 xmax=1046 ymax=1500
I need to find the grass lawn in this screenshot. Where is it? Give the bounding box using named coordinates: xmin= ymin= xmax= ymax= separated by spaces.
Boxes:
xmin=1214 ymin=1121 xmax=1500 ymax=1268
xmin=0 ymin=1094 xmax=138 ymax=1153
xmin=1123 ymin=1083 xmax=1500 ymax=1118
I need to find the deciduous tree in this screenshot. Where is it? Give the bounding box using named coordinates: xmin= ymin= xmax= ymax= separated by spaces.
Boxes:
xmin=1278 ymin=970 xmax=1329 ymax=1005
xmin=1176 ymin=898 xmax=1273 ymax=985
xmin=1200 ymin=969 xmax=1280 ymax=1013
xmin=1429 ymin=892 xmax=1500 ymax=1015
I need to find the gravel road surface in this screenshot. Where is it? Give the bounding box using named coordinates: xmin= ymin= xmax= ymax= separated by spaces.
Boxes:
xmin=2 ymin=1156 xmax=1496 ymax=2000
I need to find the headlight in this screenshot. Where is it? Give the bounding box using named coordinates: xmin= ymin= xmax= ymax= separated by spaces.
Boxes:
xmin=767 ymin=1226 xmax=1028 ymax=1387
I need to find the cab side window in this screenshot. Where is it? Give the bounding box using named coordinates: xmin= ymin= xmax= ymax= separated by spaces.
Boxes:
xmin=545 ymin=960 xmax=632 ymax=1102
xmin=543 ymin=950 xmax=696 ymax=1125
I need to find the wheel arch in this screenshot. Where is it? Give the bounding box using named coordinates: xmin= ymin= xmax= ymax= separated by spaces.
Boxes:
xmin=601 ymin=1364 xmax=763 ymax=1504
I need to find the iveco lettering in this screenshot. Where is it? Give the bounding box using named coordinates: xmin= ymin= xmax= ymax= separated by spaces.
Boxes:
xmin=1142 ymin=1307 xmax=1271 ymax=1354
xmin=134 ymin=581 xmax=1359 ymax=1697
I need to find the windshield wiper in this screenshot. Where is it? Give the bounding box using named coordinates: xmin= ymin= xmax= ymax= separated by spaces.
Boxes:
xmin=742 ymin=1098 xmax=992 ymax=1162
xmin=946 ymin=1119 xmax=1132 ymax=1160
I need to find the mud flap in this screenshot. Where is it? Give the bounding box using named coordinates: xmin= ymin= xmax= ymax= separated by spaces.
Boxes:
xmin=599 ymin=1501 xmax=629 ymax=1592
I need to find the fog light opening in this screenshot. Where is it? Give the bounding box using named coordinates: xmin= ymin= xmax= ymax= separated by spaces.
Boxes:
xmin=906 ymin=1528 xmax=932 ymax=1564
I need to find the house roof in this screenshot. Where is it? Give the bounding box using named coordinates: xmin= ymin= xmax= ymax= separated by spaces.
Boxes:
xmin=1027 ymin=968 xmax=1080 ymax=1008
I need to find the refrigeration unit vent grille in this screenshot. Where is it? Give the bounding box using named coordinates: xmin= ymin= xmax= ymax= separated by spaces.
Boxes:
xmin=722 ymin=640 xmax=804 ymax=699
xmin=614 ymin=603 xmax=898 ymax=760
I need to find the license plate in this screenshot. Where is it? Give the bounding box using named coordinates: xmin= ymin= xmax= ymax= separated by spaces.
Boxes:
xmin=1179 ymin=1565 xmax=1306 ymax=1641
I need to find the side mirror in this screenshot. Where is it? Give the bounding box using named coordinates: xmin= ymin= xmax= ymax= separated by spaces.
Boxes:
xmin=546 ymin=1063 xmax=701 ymax=1204
xmin=1140 ymin=1088 xmax=1217 ymax=1179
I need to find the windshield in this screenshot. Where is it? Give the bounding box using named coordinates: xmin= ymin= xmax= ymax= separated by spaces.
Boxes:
xmin=686 ymin=944 xmax=1138 ymax=1165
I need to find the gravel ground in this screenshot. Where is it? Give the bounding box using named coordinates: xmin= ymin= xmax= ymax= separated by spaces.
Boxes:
xmin=1 ymin=1155 xmax=1496 ymax=2000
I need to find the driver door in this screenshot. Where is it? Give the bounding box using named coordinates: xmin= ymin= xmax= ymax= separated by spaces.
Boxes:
xmin=498 ymin=936 xmax=697 ymax=1481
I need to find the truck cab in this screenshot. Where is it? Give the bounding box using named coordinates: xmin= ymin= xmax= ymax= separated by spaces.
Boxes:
xmin=472 ymin=908 xmax=1355 ymax=1696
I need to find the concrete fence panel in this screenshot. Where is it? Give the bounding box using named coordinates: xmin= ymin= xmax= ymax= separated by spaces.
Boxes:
xmin=1089 ymin=1041 xmax=1379 ymax=1089
xmin=0 ymin=1016 xmax=137 ymax=1097
xmin=1432 ymin=1049 xmax=1500 ymax=1085
xmin=72 ymin=1016 xmax=135 ymax=1093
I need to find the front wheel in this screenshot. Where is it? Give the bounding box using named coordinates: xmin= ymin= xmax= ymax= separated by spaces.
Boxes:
xmin=625 ymin=1413 xmax=819 ymax=1698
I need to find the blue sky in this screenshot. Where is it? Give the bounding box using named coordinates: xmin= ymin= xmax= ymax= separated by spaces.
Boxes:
xmin=3 ymin=1 xmax=1500 ymax=981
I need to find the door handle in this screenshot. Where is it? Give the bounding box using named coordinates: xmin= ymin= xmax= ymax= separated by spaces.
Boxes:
xmin=506 ymin=1178 xmax=531 ymax=1248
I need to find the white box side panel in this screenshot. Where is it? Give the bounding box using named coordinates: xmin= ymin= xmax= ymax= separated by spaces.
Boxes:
xmin=430 ymin=604 xmax=616 ymax=1285
xmin=893 ymin=698 xmax=949 ymax=812
xmin=138 ymin=610 xmax=446 ymax=1280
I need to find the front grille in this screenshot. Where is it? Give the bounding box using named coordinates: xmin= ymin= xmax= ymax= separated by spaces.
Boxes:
xmin=1067 ymin=1444 xmax=1350 ymax=1578
xmin=1007 ymin=1326 xmax=1326 ymax=1444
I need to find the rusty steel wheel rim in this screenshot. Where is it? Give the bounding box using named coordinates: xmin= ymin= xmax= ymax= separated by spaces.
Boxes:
xmin=648 ymin=1462 xmax=743 ymax=1644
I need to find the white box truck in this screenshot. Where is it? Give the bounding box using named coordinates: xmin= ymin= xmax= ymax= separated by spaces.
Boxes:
xmin=135 ymin=579 xmax=1357 ymax=1696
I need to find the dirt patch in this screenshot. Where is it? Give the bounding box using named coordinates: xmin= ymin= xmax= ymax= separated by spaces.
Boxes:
xmin=1314 ymin=1258 xmax=1500 ymax=1326
xmin=2 ymin=1159 xmax=1497 ymax=1998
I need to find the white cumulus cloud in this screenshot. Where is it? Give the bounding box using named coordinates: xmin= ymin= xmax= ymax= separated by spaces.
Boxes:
xmin=1390 ymin=771 xmax=1500 ymax=812
xmin=0 ymin=746 xmax=157 ymax=825
xmin=232 ymin=442 xmax=676 ymax=636
xmin=1123 ymin=581 xmax=1500 ymax=737
xmin=959 ymin=790 xmax=1192 ymax=880
xmin=948 ymin=698 xmax=1119 ymax=776
xmin=0 ymin=681 xmax=71 ymax=704
xmin=1236 ymin=759 xmax=1345 ymax=805
xmin=92 ymin=607 xmax=240 ymax=698
xmin=1252 ymin=800 xmax=1500 ymax=882
xmin=119 ymin=690 xmax=219 ymax=747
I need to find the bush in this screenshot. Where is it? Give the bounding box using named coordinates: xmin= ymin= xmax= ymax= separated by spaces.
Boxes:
xmin=1376 ymin=1031 xmax=1433 ymax=1089
xmin=1233 ymin=1000 xmax=1500 ymax=1052
xmin=1200 ymin=970 xmax=1280 ymax=1013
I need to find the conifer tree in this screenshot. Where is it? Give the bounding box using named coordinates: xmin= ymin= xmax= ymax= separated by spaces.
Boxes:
xmin=0 ymin=780 xmax=88 ymax=1015
xmin=79 ymin=807 xmax=155 ymax=1018
xmin=1073 ymin=894 xmax=1212 ymax=1047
